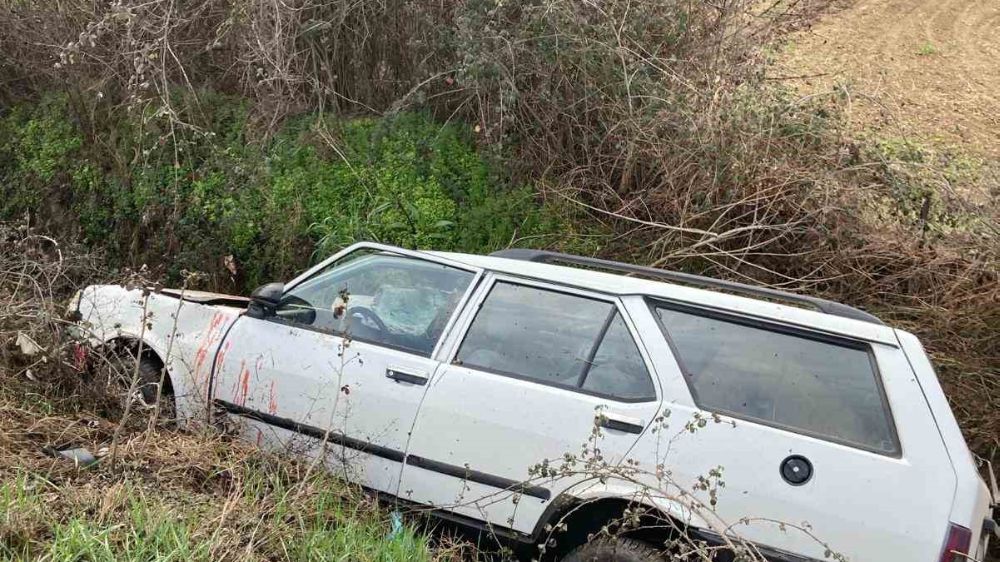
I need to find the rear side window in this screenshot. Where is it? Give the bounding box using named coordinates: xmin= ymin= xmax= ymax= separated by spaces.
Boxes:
xmin=456 ymin=282 xmax=655 ymax=401
xmin=654 ymin=305 xmax=898 ymax=454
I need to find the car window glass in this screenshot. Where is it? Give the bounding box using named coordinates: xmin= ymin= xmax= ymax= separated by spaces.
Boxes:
xmin=581 ymin=313 xmax=655 ymax=400
xmin=655 ymin=306 xmax=898 ymax=454
xmin=456 ymin=283 xmax=612 ymax=388
xmin=275 ymin=252 xmax=474 ymax=356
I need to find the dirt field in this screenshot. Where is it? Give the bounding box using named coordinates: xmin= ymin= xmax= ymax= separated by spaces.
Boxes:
xmin=779 ymin=0 xmax=1000 ymax=158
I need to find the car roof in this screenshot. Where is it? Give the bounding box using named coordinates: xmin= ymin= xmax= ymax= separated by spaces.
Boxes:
xmin=425 ymin=250 xmax=898 ymax=346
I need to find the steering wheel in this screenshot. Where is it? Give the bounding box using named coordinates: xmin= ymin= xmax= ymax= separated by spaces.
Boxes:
xmin=345 ymin=306 xmax=388 ymax=333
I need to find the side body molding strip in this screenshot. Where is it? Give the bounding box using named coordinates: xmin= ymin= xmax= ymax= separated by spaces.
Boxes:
xmin=216 ymin=399 xmax=404 ymax=462
xmin=214 ymin=400 xmax=550 ymax=501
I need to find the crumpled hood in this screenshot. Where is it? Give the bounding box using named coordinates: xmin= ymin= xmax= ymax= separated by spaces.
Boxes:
xmin=159 ymin=288 xmax=249 ymax=307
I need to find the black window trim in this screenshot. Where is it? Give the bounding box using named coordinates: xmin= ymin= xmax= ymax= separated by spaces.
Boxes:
xmin=647 ymin=298 xmax=902 ymax=458
xmin=264 ymin=250 xmax=483 ymax=360
xmin=577 ymin=307 xmax=618 ymax=388
xmin=455 ymin=360 xmax=656 ymax=404
xmin=452 ymin=278 xmax=658 ymax=404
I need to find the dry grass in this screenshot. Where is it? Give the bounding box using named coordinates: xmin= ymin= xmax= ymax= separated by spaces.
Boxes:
xmin=0 ymin=389 xmax=465 ymax=561
xmin=0 ymin=224 xmax=471 ymax=561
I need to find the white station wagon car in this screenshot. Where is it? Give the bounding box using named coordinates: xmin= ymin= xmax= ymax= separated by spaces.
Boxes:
xmin=71 ymin=242 xmax=997 ymax=562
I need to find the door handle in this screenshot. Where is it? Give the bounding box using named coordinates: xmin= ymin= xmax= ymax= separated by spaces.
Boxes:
xmin=597 ymin=412 xmax=644 ymax=434
xmin=386 ymin=368 xmax=428 ymax=386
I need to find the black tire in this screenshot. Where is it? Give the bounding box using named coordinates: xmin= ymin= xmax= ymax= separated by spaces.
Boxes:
xmin=136 ymin=354 xmax=174 ymax=412
xmin=561 ymin=538 xmax=662 ymax=562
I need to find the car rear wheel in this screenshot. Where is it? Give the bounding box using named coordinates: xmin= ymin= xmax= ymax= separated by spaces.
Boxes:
xmin=561 ymin=537 xmax=662 ymax=562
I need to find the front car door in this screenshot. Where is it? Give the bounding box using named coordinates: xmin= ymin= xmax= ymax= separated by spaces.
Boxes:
xmin=398 ymin=275 xmax=663 ymax=533
xmin=212 ymin=244 xmax=481 ymax=494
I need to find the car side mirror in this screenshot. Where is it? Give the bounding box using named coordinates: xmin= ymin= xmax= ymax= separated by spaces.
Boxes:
xmin=246 ymin=282 xmax=284 ymax=319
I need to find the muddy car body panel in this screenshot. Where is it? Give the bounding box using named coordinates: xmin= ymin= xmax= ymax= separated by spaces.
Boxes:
xmin=72 ymin=242 xmax=995 ymax=562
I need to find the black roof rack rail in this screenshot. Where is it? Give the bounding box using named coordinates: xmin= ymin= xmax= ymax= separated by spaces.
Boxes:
xmin=489 ymin=249 xmax=884 ymax=326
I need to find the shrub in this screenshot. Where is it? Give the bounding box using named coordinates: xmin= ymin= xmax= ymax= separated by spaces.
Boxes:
xmin=0 ymin=95 xmax=83 ymax=217
xmin=0 ymin=95 xmax=581 ymax=290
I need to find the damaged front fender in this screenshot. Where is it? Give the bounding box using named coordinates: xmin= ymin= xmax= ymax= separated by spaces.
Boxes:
xmin=72 ymin=284 xmax=246 ymax=426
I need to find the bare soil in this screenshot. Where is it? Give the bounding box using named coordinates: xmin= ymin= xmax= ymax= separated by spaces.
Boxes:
xmin=778 ymin=0 xmax=1000 ymax=158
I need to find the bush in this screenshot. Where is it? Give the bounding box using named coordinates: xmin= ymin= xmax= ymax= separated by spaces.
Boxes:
xmin=0 ymin=96 xmax=83 ymax=216
xmin=0 ymin=95 xmax=582 ymax=290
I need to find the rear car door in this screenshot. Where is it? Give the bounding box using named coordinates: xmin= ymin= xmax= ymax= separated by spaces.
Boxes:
xmin=399 ymin=275 xmax=662 ymax=533
xmin=636 ymin=299 xmax=957 ymax=561
xmin=212 ymin=247 xmax=480 ymax=494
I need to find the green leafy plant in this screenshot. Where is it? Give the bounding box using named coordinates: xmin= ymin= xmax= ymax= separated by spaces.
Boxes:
xmin=0 ymin=96 xmax=584 ymax=291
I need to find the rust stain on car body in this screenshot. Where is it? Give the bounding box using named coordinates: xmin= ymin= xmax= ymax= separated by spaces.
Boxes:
xmin=231 ymin=359 xmax=252 ymax=407
xmin=192 ymin=312 xmax=229 ymax=390
xmin=268 ymin=381 xmax=278 ymax=415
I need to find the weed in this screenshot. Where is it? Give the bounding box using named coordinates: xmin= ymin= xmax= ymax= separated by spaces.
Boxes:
xmin=0 ymin=467 xmax=440 ymax=562
xmin=0 ymin=100 xmax=584 ymax=292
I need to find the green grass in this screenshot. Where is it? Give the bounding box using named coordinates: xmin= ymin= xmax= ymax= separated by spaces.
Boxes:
xmin=0 ymin=93 xmax=596 ymax=291
xmin=862 ymin=135 xmax=996 ymax=237
xmin=916 ymin=42 xmax=938 ymax=56
xmin=0 ymin=465 xmax=440 ymax=562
